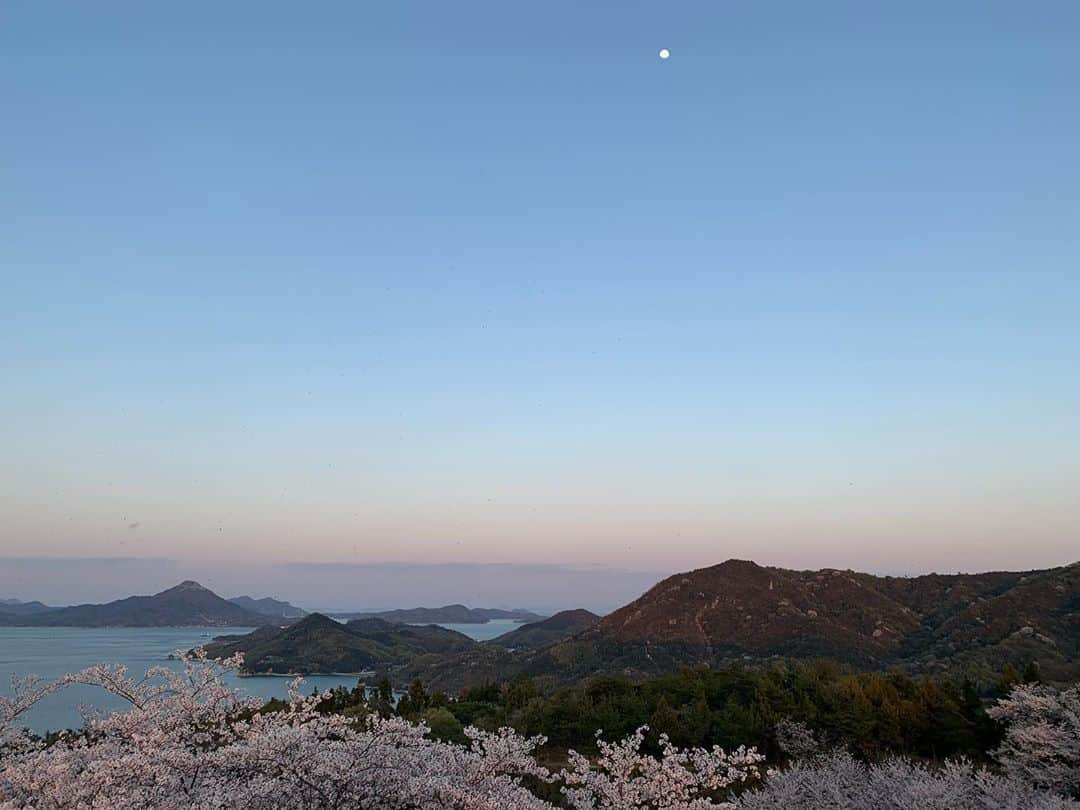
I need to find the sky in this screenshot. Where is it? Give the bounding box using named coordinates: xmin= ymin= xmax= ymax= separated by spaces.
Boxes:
xmin=2 ymin=2 xmax=1079 ymax=606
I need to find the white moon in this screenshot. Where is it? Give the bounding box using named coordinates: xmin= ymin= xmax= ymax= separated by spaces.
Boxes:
xmin=658 ymin=48 xmax=670 ymax=60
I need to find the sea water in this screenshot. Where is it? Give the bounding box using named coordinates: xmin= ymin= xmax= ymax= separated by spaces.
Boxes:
xmin=0 ymin=621 xmax=514 ymax=734
xmin=0 ymin=626 xmax=360 ymax=734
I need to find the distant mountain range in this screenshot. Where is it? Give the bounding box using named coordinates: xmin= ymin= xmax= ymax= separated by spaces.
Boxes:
xmin=7 ymin=559 xmax=1077 ymax=693
xmin=228 ymin=595 xmax=307 ymax=619
xmin=201 ymin=614 xmax=478 ymax=674
xmin=0 ymin=598 xmax=58 ymax=616
xmin=0 ymin=586 xmax=546 ymax=631
xmin=0 ymin=582 xmax=277 ymax=627
xmin=327 ymin=604 xmax=545 ymax=624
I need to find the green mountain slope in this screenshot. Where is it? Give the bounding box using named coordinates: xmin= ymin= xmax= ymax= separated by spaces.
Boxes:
xmin=490 ymin=609 xmax=600 ymax=650
xmin=202 ymin=613 xmax=479 ymax=674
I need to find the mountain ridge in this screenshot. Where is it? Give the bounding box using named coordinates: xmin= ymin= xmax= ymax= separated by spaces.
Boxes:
xmin=0 ymin=598 xmax=58 ymax=616
xmin=0 ymin=581 xmax=276 ymax=627
xmin=328 ymin=604 xmax=545 ymax=624
xmin=491 ymin=609 xmax=601 ymax=650
xmin=401 ymin=558 xmax=1080 ymax=692
xmin=201 ymin=613 xmax=478 ymax=674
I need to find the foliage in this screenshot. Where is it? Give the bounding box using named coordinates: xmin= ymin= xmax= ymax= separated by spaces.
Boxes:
xmin=438 ymin=662 xmax=1003 ymax=762
xmin=989 ymin=684 xmax=1080 ymax=797
xmin=0 ymin=653 xmax=551 ymax=809
xmin=2 ymin=656 xmax=1077 ymax=808
xmin=561 ymin=726 xmax=763 ymax=809
xmin=0 ymin=653 xmax=763 ymax=809
xmin=773 ymin=718 xmax=819 ymax=760
xmin=201 ymin=613 xmax=477 ymax=674
xmin=422 ymin=707 xmax=467 ymax=744
xmin=739 ymin=750 xmax=1077 ymax=809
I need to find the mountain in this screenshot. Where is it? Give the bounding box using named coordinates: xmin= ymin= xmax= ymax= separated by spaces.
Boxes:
xmin=229 ymin=595 xmax=307 ymax=619
xmin=403 ymin=559 xmax=1080 ymax=692
xmin=556 ymin=559 xmax=1080 ymax=680
xmin=389 ymin=609 xmax=603 ymax=692
xmin=6 ymin=582 xmax=277 ymax=627
xmin=329 ymin=605 xmax=545 ymax=624
xmin=491 ymin=609 xmax=601 ymax=650
xmin=201 ymin=613 xmax=478 ymax=674
xmin=0 ymin=598 xmax=58 ymax=616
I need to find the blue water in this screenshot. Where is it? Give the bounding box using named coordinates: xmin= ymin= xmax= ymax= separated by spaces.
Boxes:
xmin=423 ymin=619 xmax=521 ymax=642
xmin=0 ymin=627 xmax=360 ymax=735
xmin=0 ymin=621 xmax=516 ymax=734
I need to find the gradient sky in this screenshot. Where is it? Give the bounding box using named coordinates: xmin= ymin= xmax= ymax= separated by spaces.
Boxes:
xmin=2 ymin=1 xmax=1079 ymax=600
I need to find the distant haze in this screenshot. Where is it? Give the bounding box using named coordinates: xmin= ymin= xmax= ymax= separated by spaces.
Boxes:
xmin=0 ymin=558 xmax=664 ymax=615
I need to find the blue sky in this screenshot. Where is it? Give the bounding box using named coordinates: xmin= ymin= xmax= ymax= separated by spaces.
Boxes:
xmin=2 ymin=2 xmax=1078 ymax=597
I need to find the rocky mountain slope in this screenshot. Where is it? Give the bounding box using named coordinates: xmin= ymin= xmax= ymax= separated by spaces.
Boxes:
xmin=554 ymin=559 xmax=1079 ymax=680
xmin=404 ymin=559 xmax=1080 ymax=692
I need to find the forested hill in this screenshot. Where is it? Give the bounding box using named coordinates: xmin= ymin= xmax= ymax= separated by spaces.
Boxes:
xmin=490 ymin=609 xmax=601 ymax=650
xmin=545 ymin=559 xmax=1080 ymax=680
xmin=202 ymin=613 xmax=478 ymax=673
xmin=403 ymin=559 xmax=1080 ymax=692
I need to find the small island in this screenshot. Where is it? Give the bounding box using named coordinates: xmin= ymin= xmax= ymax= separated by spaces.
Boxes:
xmin=325 ymin=604 xmax=545 ymax=625
xmin=200 ymin=613 xmax=479 ymax=674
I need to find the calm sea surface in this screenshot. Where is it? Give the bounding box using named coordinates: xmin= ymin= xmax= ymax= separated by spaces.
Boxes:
xmin=414 ymin=618 xmax=520 ymax=642
xmin=0 ymin=621 xmax=515 ymax=734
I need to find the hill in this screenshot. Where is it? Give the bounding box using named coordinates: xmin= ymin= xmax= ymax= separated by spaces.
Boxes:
xmin=8 ymin=581 xmax=276 ymax=627
xmin=556 ymin=559 xmax=1080 ymax=681
xmin=403 ymin=559 xmax=1080 ymax=692
xmin=229 ymin=595 xmax=307 ymax=618
xmin=328 ymin=604 xmax=545 ymax=624
xmin=201 ymin=613 xmax=479 ymax=674
xmin=491 ymin=609 xmax=600 ymax=650
xmin=0 ymin=598 xmax=58 ymax=616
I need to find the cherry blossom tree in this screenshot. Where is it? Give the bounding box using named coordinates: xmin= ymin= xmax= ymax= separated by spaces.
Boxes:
xmin=738 ymin=750 xmax=1078 ymax=809
xmin=0 ymin=673 xmax=62 ymax=758
xmin=4 ymin=654 xmax=1077 ymax=809
xmin=988 ymin=683 xmax=1080 ymax=798
xmin=0 ymin=654 xmax=761 ymax=809
xmin=560 ymin=726 xmax=765 ymax=810
xmin=0 ymin=653 xmax=552 ymax=809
